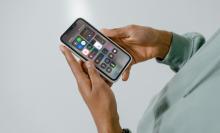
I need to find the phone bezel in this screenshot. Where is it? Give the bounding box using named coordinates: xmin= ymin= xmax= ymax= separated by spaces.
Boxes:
xmin=60 ymin=18 xmax=132 ymax=83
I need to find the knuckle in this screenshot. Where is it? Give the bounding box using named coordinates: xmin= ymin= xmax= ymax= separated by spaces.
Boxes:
xmin=92 ymin=83 xmax=99 ymax=89
xmin=92 ymin=81 xmax=103 ymax=88
xmin=128 ymin=24 xmax=136 ymax=29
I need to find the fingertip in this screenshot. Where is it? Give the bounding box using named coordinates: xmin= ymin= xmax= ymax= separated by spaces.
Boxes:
xmin=122 ymin=74 xmax=127 ymax=81
xmin=100 ymin=28 xmax=109 ymax=35
xmin=59 ymin=45 xmax=64 ymax=53
xmin=122 ymin=71 xmax=130 ymax=81
xmin=122 ymin=76 xmax=128 ymax=81
xmin=85 ymin=61 xmax=94 ymax=69
xmin=60 ymin=45 xmax=71 ymax=54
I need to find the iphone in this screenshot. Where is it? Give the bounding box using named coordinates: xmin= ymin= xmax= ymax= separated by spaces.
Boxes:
xmin=60 ymin=18 xmax=132 ymax=83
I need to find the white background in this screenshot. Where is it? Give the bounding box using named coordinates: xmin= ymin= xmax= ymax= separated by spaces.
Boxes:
xmin=1 ymin=0 xmax=220 ymax=133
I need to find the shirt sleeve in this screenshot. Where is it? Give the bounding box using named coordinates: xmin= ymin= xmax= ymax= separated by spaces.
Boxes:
xmin=156 ymin=32 xmax=205 ymax=72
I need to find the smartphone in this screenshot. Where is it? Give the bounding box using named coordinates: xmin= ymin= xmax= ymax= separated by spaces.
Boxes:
xmin=60 ymin=18 xmax=132 ymax=83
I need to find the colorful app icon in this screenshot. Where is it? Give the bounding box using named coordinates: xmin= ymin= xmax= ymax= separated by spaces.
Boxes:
xmin=102 ymin=48 xmax=108 ymax=54
xmin=94 ymin=41 xmax=102 ymax=50
xmin=77 ymin=37 xmax=81 ymax=42
xmin=108 ymin=53 xmax=114 ymax=59
xmin=110 ymin=62 xmax=116 ymax=68
xmin=81 ymin=41 xmax=86 ymax=45
xmin=82 ymin=49 xmax=89 ymax=55
xmin=78 ymin=45 xmax=83 ymax=50
xmin=112 ymin=48 xmax=118 ymax=54
xmin=106 ymin=67 xmax=112 ymax=73
xmin=105 ymin=58 xmax=110 ymax=64
xmin=72 ymin=36 xmax=87 ymax=51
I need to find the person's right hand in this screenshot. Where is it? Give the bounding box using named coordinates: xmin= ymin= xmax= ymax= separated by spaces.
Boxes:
xmin=101 ymin=25 xmax=172 ymax=81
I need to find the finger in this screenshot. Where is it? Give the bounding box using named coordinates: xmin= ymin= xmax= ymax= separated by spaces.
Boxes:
xmin=83 ymin=62 xmax=113 ymax=87
xmin=82 ymin=62 xmax=89 ymax=74
xmin=106 ymin=81 xmax=113 ymax=87
xmin=117 ymin=112 xmax=119 ymax=121
xmin=78 ymin=60 xmax=84 ymax=67
xmin=122 ymin=65 xmax=131 ymax=81
xmin=122 ymin=70 xmax=130 ymax=81
xmin=100 ymin=76 xmax=113 ymax=87
xmin=59 ymin=45 xmax=86 ymax=83
xmin=84 ymin=61 xmax=102 ymax=85
xmin=100 ymin=26 xmax=129 ymax=39
xmin=100 ymin=75 xmax=106 ymax=81
xmin=78 ymin=60 xmax=87 ymax=73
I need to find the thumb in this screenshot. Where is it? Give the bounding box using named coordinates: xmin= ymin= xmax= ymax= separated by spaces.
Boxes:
xmin=85 ymin=61 xmax=101 ymax=84
xmin=100 ymin=26 xmax=129 ymax=39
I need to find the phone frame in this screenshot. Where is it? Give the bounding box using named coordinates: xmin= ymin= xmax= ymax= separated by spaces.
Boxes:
xmin=60 ymin=18 xmax=132 ymax=83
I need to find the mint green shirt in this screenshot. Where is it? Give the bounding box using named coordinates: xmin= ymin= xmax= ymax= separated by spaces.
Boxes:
xmin=136 ymin=28 xmax=220 ymax=133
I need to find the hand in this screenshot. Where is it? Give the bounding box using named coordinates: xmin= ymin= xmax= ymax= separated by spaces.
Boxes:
xmin=59 ymin=45 xmax=122 ymax=133
xmin=101 ymin=25 xmax=172 ymax=81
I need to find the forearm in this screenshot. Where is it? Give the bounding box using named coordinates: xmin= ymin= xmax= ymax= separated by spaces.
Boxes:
xmin=156 ymin=32 xmax=206 ymax=72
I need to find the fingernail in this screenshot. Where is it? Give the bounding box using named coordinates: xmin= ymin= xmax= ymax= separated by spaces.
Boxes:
xmin=85 ymin=61 xmax=92 ymax=68
xmin=59 ymin=46 xmax=64 ymax=53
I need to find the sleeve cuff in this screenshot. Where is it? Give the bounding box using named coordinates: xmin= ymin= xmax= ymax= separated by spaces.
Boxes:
xmin=156 ymin=32 xmax=193 ymax=72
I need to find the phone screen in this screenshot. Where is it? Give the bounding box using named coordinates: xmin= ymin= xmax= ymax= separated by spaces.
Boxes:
xmin=60 ymin=18 xmax=131 ymax=81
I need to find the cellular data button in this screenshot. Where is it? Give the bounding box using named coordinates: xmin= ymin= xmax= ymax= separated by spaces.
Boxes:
xmin=94 ymin=53 xmax=104 ymax=64
xmin=77 ymin=37 xmax=81 ymax=42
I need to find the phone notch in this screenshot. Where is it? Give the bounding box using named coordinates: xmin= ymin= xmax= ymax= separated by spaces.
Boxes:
xmin=65 ymin=23 xmax=77 ymax=35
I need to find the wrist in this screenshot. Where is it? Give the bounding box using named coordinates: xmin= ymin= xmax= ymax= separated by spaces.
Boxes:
xmin=96 ymin=117 xmax=122 ymax=133
xmin=94 ymin=114 xmax=123 ymax=133
xmin=155 ymin=30 xmax=173 ymax=59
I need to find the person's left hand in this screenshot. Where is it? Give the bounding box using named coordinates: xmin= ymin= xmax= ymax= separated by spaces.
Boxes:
xmin=59 ymin=45 xmax=122 ymax=133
